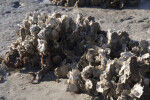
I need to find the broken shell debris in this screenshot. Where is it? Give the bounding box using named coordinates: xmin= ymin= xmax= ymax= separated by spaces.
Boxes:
xmin=2 ymin=12 xmax=150 ymax=100
xmin=51 ymin=0 xmax=140 ymax=8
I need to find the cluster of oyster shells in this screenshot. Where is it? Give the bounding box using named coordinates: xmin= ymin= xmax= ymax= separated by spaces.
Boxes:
xmin=51 ymin=0 xmax=140 ymax=8
xmin=2 ymin=12 xmax=150 ymax=100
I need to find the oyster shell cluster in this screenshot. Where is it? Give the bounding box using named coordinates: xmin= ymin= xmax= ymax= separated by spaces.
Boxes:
xmin=2 ymin=12 xmax=150 ymax=100
xmin=51 ymin=0 xmax=140 ymax=8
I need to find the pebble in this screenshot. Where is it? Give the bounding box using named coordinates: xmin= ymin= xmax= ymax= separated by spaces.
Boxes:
xmin=56 ymin=79 xmax=60 ymax=83
xmin=20 ymin=75 xmax=24 ymax=79
xmin=6 ymin=73 xmax=10 ymax=76
xmin=20 ymin=76 xmax=24 ymax=79
xmin=0 ymin=77 xmax=3 ymax=83
xmin=22 ymin=68 xmax=26 ymax=70
xmin=21 ymin=87 xmax=25 ymax=90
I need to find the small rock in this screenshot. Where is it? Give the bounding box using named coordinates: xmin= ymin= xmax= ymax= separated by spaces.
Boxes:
xmin=138 ymin=18 xmax=149 ymax=23
xmin=138 ymin=20 xmax=144 ymax=23
xmin=32 ymin=80 xmax=39 ymax=84
xmin=0 ymin=77 xmax=3 ymax=83
xmin=6 ymin=73 xmax=10 ymax=76
xmin=20 ymin=74 xmax=24 ymax=79
xmin=21 ymin=68 xmax=26 ymax=71
xmin=56 ymin=79 xmax=60 ymax=83
xmin=21 ymin=87 xmax=25 ymax=90
xmin=11 ymin=1 xmax=21 ymax=8
xmin=5 ymin=11 xmax=11 ymax=14
xmin=20 ymin=77 xmax=24 ymax=79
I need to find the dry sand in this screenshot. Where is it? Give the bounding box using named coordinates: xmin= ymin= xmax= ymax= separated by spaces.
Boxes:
xmin=0 ymin=0 xmax=150 ymax=100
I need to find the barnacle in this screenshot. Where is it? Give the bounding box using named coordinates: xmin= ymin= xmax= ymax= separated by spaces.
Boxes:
xmin=2 ymin=12 xmax=150 ymax=99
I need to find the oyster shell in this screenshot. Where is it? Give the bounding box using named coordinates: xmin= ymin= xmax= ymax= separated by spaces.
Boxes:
xmin=51 ymin=0 xmax=140 ymax=8
xmin=2 ymin=12 xmax=150 ymax=99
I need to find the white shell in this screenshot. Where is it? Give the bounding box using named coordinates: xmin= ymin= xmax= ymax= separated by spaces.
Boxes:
xmin=130 ymin=83 xmax=144 ymax=98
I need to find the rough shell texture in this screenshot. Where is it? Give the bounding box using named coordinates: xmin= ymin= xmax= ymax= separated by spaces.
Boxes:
xmin=51 ymin=0 xmax=140 ymax=8
xmin=2 ymin=12 xmax=150 ymax=100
